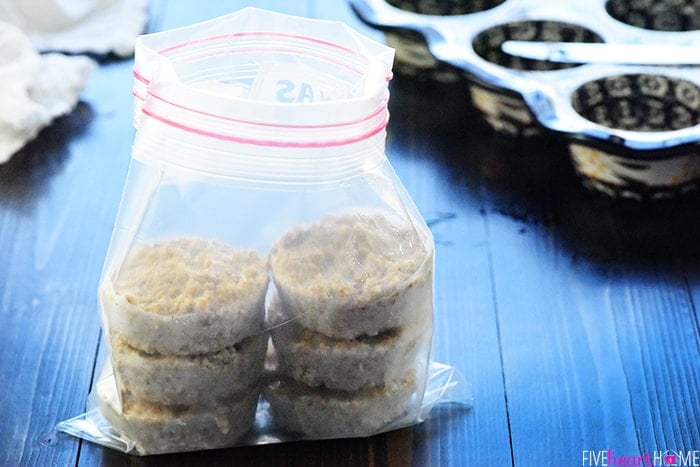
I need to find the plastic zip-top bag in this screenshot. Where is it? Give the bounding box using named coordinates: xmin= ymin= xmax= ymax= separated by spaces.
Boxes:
xmin=57 ymin=7 xmax=465 ymax=455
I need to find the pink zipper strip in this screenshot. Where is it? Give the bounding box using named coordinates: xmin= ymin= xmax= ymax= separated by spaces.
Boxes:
xmin=141 ymin=104 xmax=389 ymax=148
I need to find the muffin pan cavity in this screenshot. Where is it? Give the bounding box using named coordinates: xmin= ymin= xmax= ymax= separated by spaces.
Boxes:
xmin=351 ymin=0 xmax=700 ymax=198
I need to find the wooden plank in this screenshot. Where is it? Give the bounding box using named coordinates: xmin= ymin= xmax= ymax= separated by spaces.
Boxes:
xmin=473 ymin=135 xmax=627 ymax=465
xmin=0 ymin=55 xmax=134 ymax=465
xmin=610 ymin=268 xmax=700 ymax=453
xmin=487 ymin=213 xmax=640 ymax=464
xmin=563 ymin=175 xmax=700 ymax=457
xmin=386 ymin=78 xmax=513 ymax=466
xmin=0 ymin=199 xmax=98 ymax=466
xmin=481 ymin=134 xmax=700 ymax=464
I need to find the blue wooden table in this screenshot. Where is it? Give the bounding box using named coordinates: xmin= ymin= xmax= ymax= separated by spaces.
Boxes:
xmin=1 ymin=1 xmax=699 ymax=465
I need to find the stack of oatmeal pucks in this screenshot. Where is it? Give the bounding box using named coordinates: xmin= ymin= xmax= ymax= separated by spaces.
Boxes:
xmin=266 ymin=211 xmax=434 ymax=438
xmin=98 ymin=238 xmax=269 ymax=454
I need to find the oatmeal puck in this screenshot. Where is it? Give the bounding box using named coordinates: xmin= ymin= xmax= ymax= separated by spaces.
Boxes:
xmin=101 ymin=238 xmax=268 ymax=355
xmin=98 ymin=379 xmax=260 ymax=455
xmin=264 ymin=373 xmax=420 ymax=439
xmin=268 ymin=300 xmax=429 ymax=391
xmin=269 ymin=211 xmax=433 ymax=339
xmin=111 ymin=333 xmax=267 ymax=406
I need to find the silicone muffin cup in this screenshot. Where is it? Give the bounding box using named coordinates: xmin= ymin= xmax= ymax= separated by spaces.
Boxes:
xmin=467 ymin=19 xmax=603 ymax=136
xmin=377 ymin=0 xmax=506 ymax=82
xmin=565 ymin=72 xmax=700 ymax=199
xmin=605 ymin=0 xmax=700 ymax=32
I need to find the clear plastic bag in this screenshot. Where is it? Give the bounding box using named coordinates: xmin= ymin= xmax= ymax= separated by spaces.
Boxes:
xmin=57 ymin=7 xmax=466 ymax=455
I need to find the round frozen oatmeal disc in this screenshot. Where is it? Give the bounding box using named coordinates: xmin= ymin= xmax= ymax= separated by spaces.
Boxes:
xmin=101 ymin=238 xmax=268 ymax=355
xmin=264 ymin=373 xmax=420 ymax=439
xmin=111 ymin=332 xmax=267 ymax=407
xmin=99 ymin=386 xmax=259 ymax=455
xmin=269 ymin=211 xmax=433 ymax=339
xmin=268 ymin=298 xmax=430 ymax=391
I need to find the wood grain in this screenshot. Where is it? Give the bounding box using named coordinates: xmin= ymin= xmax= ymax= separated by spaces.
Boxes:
xmin=0 ymin=51 xmax=135 ymax=465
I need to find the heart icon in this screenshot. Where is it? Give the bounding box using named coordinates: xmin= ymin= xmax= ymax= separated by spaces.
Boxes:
xmin=665 ymin=454 xmax=676 ymax=465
